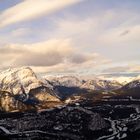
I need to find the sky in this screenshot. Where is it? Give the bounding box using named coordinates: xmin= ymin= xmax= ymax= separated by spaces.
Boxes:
xmin=0 ymin=0 xmax=140 ymax=76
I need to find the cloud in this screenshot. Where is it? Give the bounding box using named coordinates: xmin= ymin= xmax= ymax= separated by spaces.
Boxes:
xmin=1 ymin=2 xmax=139 ymax=75
xmin=120 ymin=30 xmax=130 ymax=36
xmin=70 ymin=53 xmax=96 ymax=64
xmin=129 ymin=65 xmax=140 ymax=72
xmin=31 ymin=57 xmax=109 ymax=75
xmin=54 ymin=18 xmax=97 ymax=37
xmin=0 ymin=0 xmax=83 ymax=27
xmin=0 ymin=39 xmax=100 ymax=72
xmin=44 ymin=10 xmax=140 ymax=52
xmin=102 ymin=64 xmax=140 ymax=74
xmin=102 ymin=66 xmax=129 ymax=73
xmin=97 ymin=24 xmax=140 ymax=47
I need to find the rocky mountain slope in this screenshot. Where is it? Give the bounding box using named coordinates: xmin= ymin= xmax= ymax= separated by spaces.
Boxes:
xmin=122 ymin=75 xmax=140 ymax=89
xmin=105 ymin=75 xmax=140 ymax=100
xmin=0 ymin=67 xmax=60 ymax=112
xmin=115 ymin=75 xmax=140 ymax=98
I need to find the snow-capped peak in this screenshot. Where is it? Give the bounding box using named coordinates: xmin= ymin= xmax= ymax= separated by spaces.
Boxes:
xmin=0 ymin=67 xmax=45 ymax=95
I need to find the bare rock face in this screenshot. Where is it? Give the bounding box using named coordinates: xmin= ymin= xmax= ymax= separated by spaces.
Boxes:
xmin=0 ymin=67 xmax=60 ymax=112
xmin=0 ymin=91 xmax=34 ymax=112
xmin=0 ymin=92 xmax=17 ymax=111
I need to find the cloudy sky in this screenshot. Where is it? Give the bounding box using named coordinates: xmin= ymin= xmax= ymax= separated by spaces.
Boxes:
xmin=0 ymin=0 xmax=140 ymax=75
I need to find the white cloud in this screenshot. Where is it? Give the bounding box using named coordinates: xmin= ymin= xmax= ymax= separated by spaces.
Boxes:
xmin=0 ymin=39 xmax=102 ymax=74
xmin=42 ymin=10 xmax=139 ymax=51
xmin=102 ymin=64 xmax=140 ymax=74
xmin=0 ymin=2 xmax=139 ymax=75
xmin=0 ymin=0 xmax=83 ymax=27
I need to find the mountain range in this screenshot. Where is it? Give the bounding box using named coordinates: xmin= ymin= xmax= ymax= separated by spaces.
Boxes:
xmin=0 ymin=67 xmax=140 ymax=112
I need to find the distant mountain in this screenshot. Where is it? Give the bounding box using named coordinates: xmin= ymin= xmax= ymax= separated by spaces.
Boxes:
xmin=0 ymin=67 xmax=60 ymax=112
xmin=115 ymin=75 xmax=140 ymax=98
xmin=47 ymin=76 xmax=84 ymax=87
xmin=81 ymin=79 xmax=122 ymax=91
xmin=121 ymin=75 xmax=140 ymax=89
xmin=100 ymin=76 xmax=133 ymax=85
xmin=123 ymin=81 xmax=140 ymax=90
xmin=45 ymin=76 xmax=86 ymax=99
xmin=45 ymin=76 xmax=122 ymax=99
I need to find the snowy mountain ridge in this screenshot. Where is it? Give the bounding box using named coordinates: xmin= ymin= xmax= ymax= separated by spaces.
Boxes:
xmin=45 ymin=75 xmax=122 ymax=92
xmin=0 ymin=67 xmax=52 ymax=95
xmin=123 ymin=75 xmax=140 ymax=89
